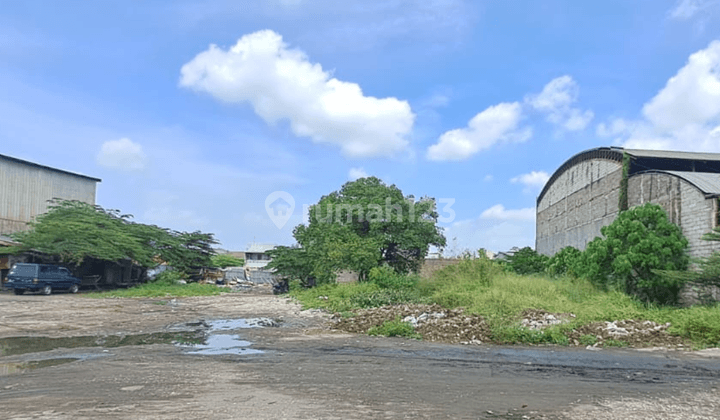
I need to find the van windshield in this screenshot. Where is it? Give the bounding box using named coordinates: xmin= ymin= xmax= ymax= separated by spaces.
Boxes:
xmin=9 ymin=264 xmax=36 ymax=277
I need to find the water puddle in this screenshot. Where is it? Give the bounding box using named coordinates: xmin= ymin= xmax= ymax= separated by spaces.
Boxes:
xmin=184 ymin=335 xmax=264 ymax=356
xmin=0 ymin=318 xmax=274 ymax=358
xmin=0 ymin=331 xmax=203 ymax=357
xmin=0 ymin=358 xmax=78 ymax=376
xmin=177 ymin=318 xmax=275 ymax=356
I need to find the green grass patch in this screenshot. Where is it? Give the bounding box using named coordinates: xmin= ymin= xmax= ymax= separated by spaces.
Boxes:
xmin=367 ymin=317 xmax=421 ymax=339
xmin=83 ymin=282 xmax=224 ymax=298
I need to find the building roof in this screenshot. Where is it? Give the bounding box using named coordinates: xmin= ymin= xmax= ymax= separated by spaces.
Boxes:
xmin=624 ymin=149 xmax=720 ymax=162
xmin=0 ymin=153 xmax=102 ymax=183
xmin=0 ymin=235 xmax=20 ymax=247
xmin=245 ymin=243 xmax=276 ymax=253
xmin=538 ymin=147 xmax=720 ymax=205
xmin=635 ymin=170 xmax=720 ymax=197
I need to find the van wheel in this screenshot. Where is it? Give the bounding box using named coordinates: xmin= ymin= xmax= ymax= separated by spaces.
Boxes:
xmin=69 ymin=284 xmax=79 ymax=294
xmin=13 ymin=289 xmax=25 ymax=295
xmin=42 ymin=285 xmax=52 ymax=295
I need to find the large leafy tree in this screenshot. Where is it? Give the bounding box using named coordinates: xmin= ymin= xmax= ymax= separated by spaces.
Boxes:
xmin=8 ymin=200 xmax=217 ymax=273
xmin=268 ymin=177 xmax=446 ymax=283
xmin=578 ymin=203 xmax=689 ymax=304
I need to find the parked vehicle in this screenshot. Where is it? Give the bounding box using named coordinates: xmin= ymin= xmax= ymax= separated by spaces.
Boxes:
xmin=5 ymin=263 xmax=81 ymax=295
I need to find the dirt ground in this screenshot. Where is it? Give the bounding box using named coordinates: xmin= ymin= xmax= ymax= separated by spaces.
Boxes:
xmin=2 ymin=292 xmax=720 ymax=419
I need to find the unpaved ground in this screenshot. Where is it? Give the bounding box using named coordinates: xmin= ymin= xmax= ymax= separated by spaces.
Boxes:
xmin=1 ymin=292 xmax=720 ymax=419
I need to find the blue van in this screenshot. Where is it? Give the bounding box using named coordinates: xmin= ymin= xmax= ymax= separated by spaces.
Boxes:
xmin=5 ymin=263 xmax=81 ymax=295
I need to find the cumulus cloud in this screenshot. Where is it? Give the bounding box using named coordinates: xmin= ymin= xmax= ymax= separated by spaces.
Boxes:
xmin=511 ymin=171 xmax=550 ymax=192
xmin=479 ymin=204 xmax=535 ymax=221
xmin=348 ymin=167 xmax=369 ymax=180
xmin=427 ymin=102 xmax=531 ymax=161
xmin=526 ymin=75 xmax=594 ymax=131
xmin=180 ymin=30 xmax=414 ymax=158
xmin=96 ymin=138 xmax=146 ymax=171
xmin=598 ymin=41 xmax=720 ymax=152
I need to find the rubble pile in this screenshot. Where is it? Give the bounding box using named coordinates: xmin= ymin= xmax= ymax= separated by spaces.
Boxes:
xmin=520 ymin=309 xmax=575 ymax=330
xmin=568 ymin=319 xmax=689 ymax=348
xmin=332 ymin=304 xmax=491 ymax=344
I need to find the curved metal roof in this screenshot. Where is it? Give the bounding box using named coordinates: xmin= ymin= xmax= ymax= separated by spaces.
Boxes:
xmin=537 ymin=147 xmax=720 ymax=205
xmin=633 ymin=170 xmax=720 ymax=197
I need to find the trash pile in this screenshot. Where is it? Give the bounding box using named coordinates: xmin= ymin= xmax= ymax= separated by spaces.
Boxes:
xmin=332 ymin=304 xmax=492 ymax=344
xmin=568 ymin=319 xmax=689 ymax=348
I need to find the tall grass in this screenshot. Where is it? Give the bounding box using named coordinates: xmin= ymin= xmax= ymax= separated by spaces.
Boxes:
xmin=292 ymin=258 xmax=720 ymax=348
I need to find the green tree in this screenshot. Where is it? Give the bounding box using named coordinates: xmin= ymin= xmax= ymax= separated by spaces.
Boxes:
xmin=506 ymin=247 xmax=549 ymax=275
xmin=268 ymin=177 xmax=446 ymax=283
xmin=210 ymin=254 xmax=245 ymax=268
xmin=579 ymin=203 xmax=689 ymax=304
xmin=9 ymin=200 xmax=217 ymax=272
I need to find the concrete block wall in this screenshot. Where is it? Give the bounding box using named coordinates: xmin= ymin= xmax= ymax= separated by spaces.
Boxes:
xmin=536 ymin=159 xmax=623 ymax=256
xmin=628 ymin=172 xmax=720 ymax=260
xmin=418 ymin=258 xmax=463 ymax=279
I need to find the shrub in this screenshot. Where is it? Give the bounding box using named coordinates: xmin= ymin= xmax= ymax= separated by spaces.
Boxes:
xmin=578 ymin=203 xmax=689 ymax=304
xmin=368 ymin=265 xmax=418 ymax=289
xmin=153 ymin=270 xmax=185 ymax=285
xmin=506 ymin=247 xmax=549 ymax=275
xmin=546 ymin=246 xmax=582 ymax=277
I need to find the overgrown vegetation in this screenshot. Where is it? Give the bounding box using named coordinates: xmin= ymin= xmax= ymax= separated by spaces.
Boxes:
xmin=291 ymin=257 xmax=720 ymax=348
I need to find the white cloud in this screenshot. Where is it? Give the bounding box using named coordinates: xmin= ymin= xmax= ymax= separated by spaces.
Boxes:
xmin=511 ymin=171 xmax=550 ymax=191
xmin=96 ymin=138 xmax=146 ymax=171
xmin=483 ymin=174 xmax=493 ymax=182
xmin=642 ymin=41 xmax=720 ymax=131
xmin=180 ymin=30 xmax=415 ymax=158
xmin=479 ymin=204 xmax=535 ymax=221
xmin=526 ymin=75 xmax=594 ymax=131
xmin=348 ymin=167 xmax=369 ymax=180
xmin=668 ymin=0 xmax=716 ymax=20
xmin=599 ymin=41 xmax=720 ymax=152
xmin=427 ymin=102 xmax=531 ymax=161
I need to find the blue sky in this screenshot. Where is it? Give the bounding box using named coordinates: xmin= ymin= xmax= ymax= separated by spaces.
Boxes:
xmin=2 ymin=0 xmax=720 ymax=254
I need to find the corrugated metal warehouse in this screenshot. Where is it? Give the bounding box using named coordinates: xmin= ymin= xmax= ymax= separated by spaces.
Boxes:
xmin=536 ymin=147 xmax=720 ymax=260
xmin=0 ymin=153 xmax=101 ymax=235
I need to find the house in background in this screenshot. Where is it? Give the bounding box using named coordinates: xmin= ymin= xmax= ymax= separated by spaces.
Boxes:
xmin=0 ymin=153 xmax=101 ymax=235
xmin=244 ymin=243 xmax=276 ymax=270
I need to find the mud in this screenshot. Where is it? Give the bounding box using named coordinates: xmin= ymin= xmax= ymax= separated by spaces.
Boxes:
xmin=1 ymin=292 xmax=720 ymax=419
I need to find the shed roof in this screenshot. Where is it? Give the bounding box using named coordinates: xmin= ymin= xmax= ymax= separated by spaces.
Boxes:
xmin=0 ymin=153 xmax=102 ymax=183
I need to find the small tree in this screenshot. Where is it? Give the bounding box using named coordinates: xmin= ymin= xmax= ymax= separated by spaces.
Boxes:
xmin=506 ymin=247 xmax=549 ymax=275
xmin=579 ymin=203 xmax=689 ymax=304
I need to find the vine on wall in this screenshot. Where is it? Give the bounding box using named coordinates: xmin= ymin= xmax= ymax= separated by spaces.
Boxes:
xmin=618 ymin=152 xmax=630 ymax=212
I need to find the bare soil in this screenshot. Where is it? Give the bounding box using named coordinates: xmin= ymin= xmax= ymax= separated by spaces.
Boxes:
xmin=1 ymin=292 xmax=720 ymax=419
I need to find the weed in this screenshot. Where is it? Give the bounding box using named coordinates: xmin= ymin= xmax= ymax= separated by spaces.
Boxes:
xmin=579 ymin=334 xmax=598 ymax=346
xmin=367 ymin=317 xmax=421 ymax=339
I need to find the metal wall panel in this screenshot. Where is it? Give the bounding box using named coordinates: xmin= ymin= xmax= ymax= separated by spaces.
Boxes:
xmin=0 ymin=156 xmax=98 ymax=235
